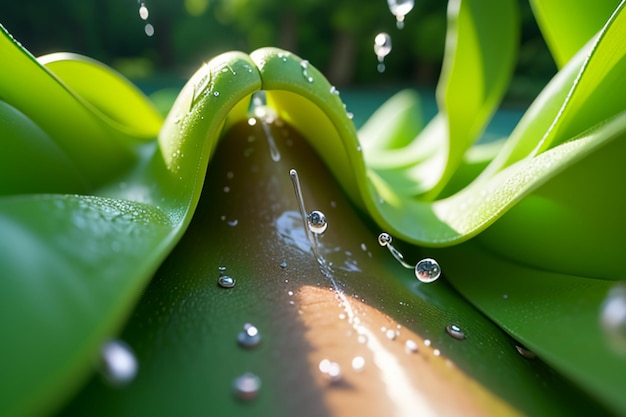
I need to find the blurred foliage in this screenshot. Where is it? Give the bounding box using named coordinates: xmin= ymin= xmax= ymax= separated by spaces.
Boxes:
xmin=0 ymin=0 xmax=555 ymax=91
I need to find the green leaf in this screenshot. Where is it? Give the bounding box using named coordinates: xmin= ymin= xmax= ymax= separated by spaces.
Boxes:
xmin=59 ymin=117 xmax=605 ymax=417
xmin=435 ymin=241 xmax=626 ymax=415
xmin=530 ymin=0 xmax=621 ymax=68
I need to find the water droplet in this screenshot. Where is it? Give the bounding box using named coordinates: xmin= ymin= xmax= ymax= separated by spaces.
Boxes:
xmin=433 ymin=349 xmax=441 ymax=357
xmin=227 ymin=219 xmax=239 ymax=227
xmin=352 ymin=356 xmax=365 ymax=372
xmin=233 ymin=373 xmax=261 ymax=400
xmin=319 ymin=359 xmax=342 ymax=382
xmin=218 ymin=275 xmax=235 ymax=288
xmin=387 ymin=0 xmax=414 ymax=29
xmin=415 ymin=258 xmax=441 ymax=283
xmin=307 ymin=210 xmax=327 ymax=234
xmin=213 ymin=91 xmax=220 ymax=97
xmin=100 ymin=340 xmax=138 ymax=386
xmin=424 ymin=339 xmax=431 ymax=347
xmin=378 ymin=232 xmax=392 ymax=247
xmin=330 ymin=86 xmax=340 ymax=95
xmin=288 ymin=291 xmax=294 ymax=296
xmin=385 ymin=329 xmax=397 ymax=340
xmin=139 ymin=4 xmax=149 ymax=20
xmin=358 ymin=334 xmax=369 ymax=344
xmin=237 ymin=323 xmax=261 ymax=348
xmin=374 ymin=32 xmax=392 ymax=72
xmin=600 ymin=283 xmax=626 ymax=353
xmin=218 ymin=266 xmax=227 ymax=272
xmin=280 ymin=261 xmax=287 ymax=268
xmin=515 ymin=344 xmax=536 ymax=359
xmin=144 ymin=23 xmax=154 ymax=37
xmin=405 ymin=339 xmax=418 ymax=353
xmin=446 ymin=324 xmax=465 ymax=340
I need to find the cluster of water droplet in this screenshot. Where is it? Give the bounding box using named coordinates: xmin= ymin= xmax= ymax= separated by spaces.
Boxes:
xmin=377 ymin=232 xmax=442 ymax=283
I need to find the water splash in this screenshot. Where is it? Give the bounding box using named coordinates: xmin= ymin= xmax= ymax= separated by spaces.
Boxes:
xmin=252 ymin=92 xmax=281 ymax=162
xmin=387 ymin=0 xmax=414 ymax=29
xmin=374 ymin=33 xmax=392 ymax=72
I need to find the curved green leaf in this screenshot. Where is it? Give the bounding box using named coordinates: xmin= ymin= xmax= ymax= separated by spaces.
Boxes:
xmin=530 ymin=0 xmax=620 ymax=68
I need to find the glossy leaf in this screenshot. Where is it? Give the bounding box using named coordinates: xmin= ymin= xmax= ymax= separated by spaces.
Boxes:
xmin=530 ymin=0 xmax=620 ymax=68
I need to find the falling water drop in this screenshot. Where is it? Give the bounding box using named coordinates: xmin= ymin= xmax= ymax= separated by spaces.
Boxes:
xmin=373 ymin=33 xmax=392 ymax=73
xmin=415 ymin=258 xmax=441 ymax=283
xmin=446 ymin=324 xmax=466 ymax=340
xmin=600 ymin=282 xmax=626 ymax=353
xmin=237 ymin=323 xmax=261 ymax=348
xmin=144 ymin=23 xmax=154 ymax=37
xmin=233 ymin=373 xmax=261 ymax=400
xmin=100 ymin=340 xmax=138 ymax=386
xmin=307 ymin=210 xmax=328 ymax=235
xmin=138 ymin=3 xmax=149 ymax=20
xmin=387 ymin=0 xmax=414 ymax=29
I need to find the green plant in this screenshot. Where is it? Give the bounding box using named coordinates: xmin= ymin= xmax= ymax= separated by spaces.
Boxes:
xmin=1 ymin=0 xmax=625 ymax=415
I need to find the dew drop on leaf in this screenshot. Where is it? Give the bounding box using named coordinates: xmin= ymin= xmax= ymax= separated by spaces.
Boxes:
xmin=600 ymin=282 xmax=626 ymax=354
xmin=100 ymin=340 xmax=138 ymax=386
xmin=415 ymin=258 xmax=441 ymax=283
xmin=233 ymin=373 xmax=261 ymax=400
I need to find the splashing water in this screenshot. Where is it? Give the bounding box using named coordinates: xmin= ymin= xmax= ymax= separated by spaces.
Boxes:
xmin=373 ymin=33 xmax=392 ymax=73
xmin=378 ymin=232 xmax=441 ymax=283
xmin=252 ymin=92 xmax=281 ymax=162
xmin=387 ymin=0 xmax=414 ymax=29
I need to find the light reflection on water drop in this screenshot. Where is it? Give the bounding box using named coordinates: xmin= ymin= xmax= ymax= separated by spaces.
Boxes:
xmin=233 ymin=373 xmax=261 ymax=400
xmin=515 ymin=344 xmax=536 ymax=359
xmin=374 ymin=33 xmax=392 ymax=73
xmin=307 ymin=210 xmax=328 ymax=235
xmin=415 ymin=258 xmax=441 ymax=283
xmin=100 ymin=340 xmax=138 ymax=386
xmin=352 ymin=356 xmax=365 ymax=372
xmin=237 ymin=323 xmax=261 ymax=348
xmin=600 ymin=282 xmax=626 ymax=354
xmin=144 ymin=23 xmax=154 ymax=37
xmin=446 ymin=324 xmax=465 ymax=340
xmin=387 ymin=0 xmax=414 ymax=29
xmin=138 ymin=3 xmax=149 ymax=20
xmin=218 ymin=275 xmax=235 ymax=288
xmin=319 ymin=359 xmax=342 ymax=382
xmin=405 ymin=339 xmax=418 ymax=353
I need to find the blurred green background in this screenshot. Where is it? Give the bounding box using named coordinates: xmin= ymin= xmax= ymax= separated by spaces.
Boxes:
xmin=0 ymin=0 xmax=556 ymax=99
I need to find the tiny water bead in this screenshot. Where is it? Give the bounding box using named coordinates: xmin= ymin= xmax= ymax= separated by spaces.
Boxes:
xmin=138 ymin=3 xmax=149 ymax=20
xmin=233 ymin=373 xmax=261 ymax=400
xmin=387 ymin=0 xmax=414 ymax=29
xmin=307 ymin=210 xmax=328 ymax=235
xmin=405 ymin=339 xmax=418 ymax=353
xmin=237 ymin=323 xmax=261 ymax=348
xmin=218 ymin=275 xmax=235 ymax=288
xmin=280 ymin=261 xmax=288 ymax=268
xmin=373 ymin=32 xmax=392 ymax=73
xmin=415 ymin=258 xmax=441 ymax=283
xmin=378 ymin=232 xmax=442 ymax=283
xmin=300 ymin=60 xmax=314 ymax=83
xmin=352 ymin=356 xmax=365 ymax=372
xmin=446 ymin=324 xmax=466 ymax=340
xmin=319 ymin=359 xmax=342 ymax=382
xmin=100 ymin=340 xmax=138 ymax=386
